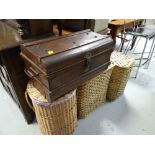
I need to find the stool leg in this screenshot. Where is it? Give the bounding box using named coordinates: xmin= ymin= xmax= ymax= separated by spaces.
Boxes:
xmin=145 ymin=37 xmax=155 ymax=69
xmin=134 ymin=38 xmax=148 ymax=78
xmin=117 ymin=34 xmax=124 ymax=52
xmin=132 ymin=37 xmax=141 ymax=54
xmin=57 ymin=20 xmax=62 ymax=36
xmin=120 ymin=33 xmax=125 ymax=52
xmin=130 ymin=36 xmax=137 ymax=50
xmin=124 ymin=35 xmax=133 ymax=54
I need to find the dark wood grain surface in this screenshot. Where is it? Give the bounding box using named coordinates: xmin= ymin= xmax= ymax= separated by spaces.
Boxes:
xmin=0 ymin=20 xmax=55 ymax=124
xmin=0 ymin=21 xmax=35 ymax=123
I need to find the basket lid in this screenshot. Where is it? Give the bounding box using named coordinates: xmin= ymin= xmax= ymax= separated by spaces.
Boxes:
xmin=26 ymin=80 xmax=76 ymax=106
xmin=111 ymin=51 xmax=134 ymax=68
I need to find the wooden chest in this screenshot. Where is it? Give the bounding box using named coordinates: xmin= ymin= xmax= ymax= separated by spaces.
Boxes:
xmin=21 ymin=29 xmax=114 ymax=102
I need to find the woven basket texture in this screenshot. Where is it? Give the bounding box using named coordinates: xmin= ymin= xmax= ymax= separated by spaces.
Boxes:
xmin=107 ymin=51 xmax=135 ymax=100
xmin=77 ymin=66 xmax=114 ymax=118
xmin=26 ymin=81 xmax=77 ymax=135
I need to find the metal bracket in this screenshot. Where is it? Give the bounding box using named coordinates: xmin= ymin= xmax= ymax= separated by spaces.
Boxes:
xmin=84 ymin=52 xmax=92 ymax=72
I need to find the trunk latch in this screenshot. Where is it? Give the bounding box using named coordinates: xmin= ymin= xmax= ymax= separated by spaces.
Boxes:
xmin=84 ymin=52 xmax=92 ymax=72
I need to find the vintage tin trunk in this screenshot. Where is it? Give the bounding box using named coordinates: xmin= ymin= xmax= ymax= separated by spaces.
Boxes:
xmin=21 ymin=29 xmax=114 ymax=102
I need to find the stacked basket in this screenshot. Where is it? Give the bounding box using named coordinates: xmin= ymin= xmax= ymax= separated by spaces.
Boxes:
xmin=77 ymin=65 xmax=114 ymax=118
xmin=25 ymin=80 xmax=77 ymax=135
xmin=107 ymin=51 xmax=135 ymax=100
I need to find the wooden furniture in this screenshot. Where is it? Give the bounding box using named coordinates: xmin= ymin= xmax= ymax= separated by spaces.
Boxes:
xmin=62 ymin=19 xmax=109 ymax=33
xmin=0 ymin=20 xmax=54 ymax=124
xmin=108 ymin=19 xmax=144 ymax=42
xmin=0 ymin=21 xmax=34 ymax=124
xmin=98 ymin=28 xmax=111 ymax=35
xmin=62 ymin=20 xmax=91 ymax=32
xmin=16 ymin=19 xmax=53 ymax=39
xmin=50 ymin=19 xmax=63 ymax=36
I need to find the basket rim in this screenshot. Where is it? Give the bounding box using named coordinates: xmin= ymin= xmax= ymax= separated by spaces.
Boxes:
xmin=26 ymin=80 xmax=76 ymax=107
xmin=111 ymin=51 xmax=135 ymax=68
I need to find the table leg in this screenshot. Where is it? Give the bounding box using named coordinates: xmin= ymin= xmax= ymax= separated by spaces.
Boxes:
xmin=110 ymin=28 xmax=117 ymax=43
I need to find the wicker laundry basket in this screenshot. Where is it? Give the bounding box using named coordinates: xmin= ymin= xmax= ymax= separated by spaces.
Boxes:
xmin=77 ymin=65 xmax=114 ymax=118
xmin=107 ymin=51 xmax=135 ymax=100
xmin=25 ymin=81 xmax=77 ymax=135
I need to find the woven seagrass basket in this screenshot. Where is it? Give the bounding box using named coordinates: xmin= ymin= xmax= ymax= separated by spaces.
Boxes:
xmin=77 ymin=65 xmax=114 ymax=118
xmin=107 ymin=51 xmax=135 ymax=100
xmin=25 ymin=81 xmax=77 ymax=135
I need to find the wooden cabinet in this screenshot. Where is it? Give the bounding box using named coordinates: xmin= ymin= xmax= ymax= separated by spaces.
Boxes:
xmin=0 ymin=64 xmax=18 ymax=103
xmin=0 ymin=20 xmax=54 ymax=124
xmin=0 ymin=45 xmax=34 ymax=124
xmin=16 ymin=19 xmax=52 ymax=39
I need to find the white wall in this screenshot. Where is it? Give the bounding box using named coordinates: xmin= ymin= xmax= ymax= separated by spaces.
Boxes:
xmin=94 ymin=19 xmax=108 ymax=32
xmin=146 ymin=19 xmax=155 ymax=25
